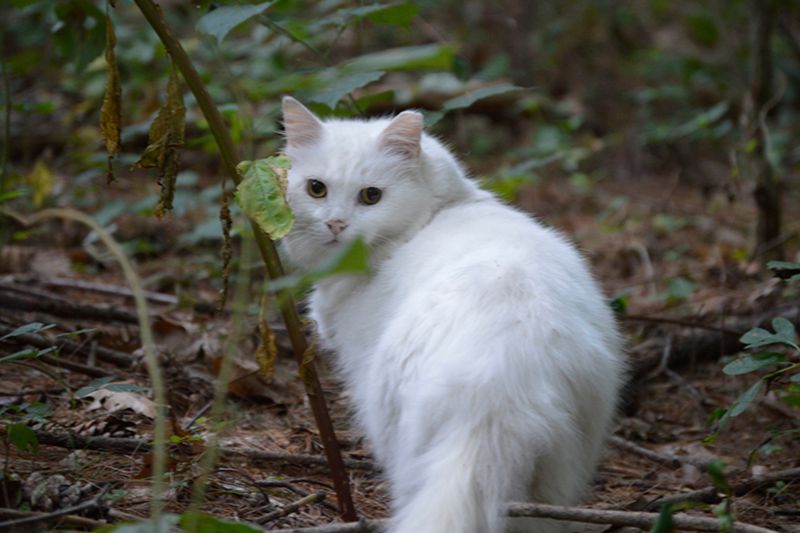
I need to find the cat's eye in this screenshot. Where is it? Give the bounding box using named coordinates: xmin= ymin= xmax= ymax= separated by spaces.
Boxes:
xmin=306 ymin=179 xmax=327 ymax=198
xmin=359 ymin=187 xmax=382 ymax=205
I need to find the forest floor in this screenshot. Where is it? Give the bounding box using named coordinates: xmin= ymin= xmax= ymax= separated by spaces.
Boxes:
xmin=0 ymin=167 xmax=799 ymax=532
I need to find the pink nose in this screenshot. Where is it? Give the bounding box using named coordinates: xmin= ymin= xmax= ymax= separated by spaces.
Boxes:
xmin=326 ymin=219 xmax=348 ymax=236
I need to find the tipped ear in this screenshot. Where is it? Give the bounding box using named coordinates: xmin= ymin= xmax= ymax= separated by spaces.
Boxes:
xmin=282 ymin=96 xmax=323 ymax=148
xmin=378 ymin=110 xmax=423 ymax=158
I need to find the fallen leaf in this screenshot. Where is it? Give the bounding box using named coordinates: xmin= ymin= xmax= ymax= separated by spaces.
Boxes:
xmin=86 ymin=388 xmax=156 ymax=419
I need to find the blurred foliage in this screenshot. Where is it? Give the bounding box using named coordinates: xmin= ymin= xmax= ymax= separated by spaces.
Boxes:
xmin=1 ymin=0 xmax=799 ymax=271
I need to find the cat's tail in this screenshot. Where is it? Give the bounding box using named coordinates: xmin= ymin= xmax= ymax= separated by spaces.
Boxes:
xmin=386 ymin=415 xmax=558 ymax=533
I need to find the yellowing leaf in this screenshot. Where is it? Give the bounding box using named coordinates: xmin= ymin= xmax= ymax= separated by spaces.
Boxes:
xmin=134 ymin=64 xmax=186 ymax=217
xmin=255 ymin=293 xmax=277 ymax=380
xmin=100 ymin=13 xmax=121 ymax=181
xmin=234 ymin=155 xmax=294 ymax=240
xmin=26 ymin=160 xmax=55 ymax=207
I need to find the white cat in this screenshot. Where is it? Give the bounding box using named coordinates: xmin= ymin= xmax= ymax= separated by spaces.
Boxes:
xmin=280 ymin=96 xmax=625 ymax=533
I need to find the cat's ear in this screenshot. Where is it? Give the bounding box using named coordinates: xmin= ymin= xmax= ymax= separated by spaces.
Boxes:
xmin=378 ymin=111 xmax=423 ymax=158
xmin=282 ymin=96 xmax=323 ymax=148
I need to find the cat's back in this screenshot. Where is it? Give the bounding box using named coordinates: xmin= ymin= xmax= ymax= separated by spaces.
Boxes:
xmin=384 ymin=196 xmax=603 ymax=310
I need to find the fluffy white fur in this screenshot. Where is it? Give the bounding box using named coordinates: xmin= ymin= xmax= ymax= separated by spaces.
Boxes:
xmin=280 ymin=97 xmax=625 ymax=533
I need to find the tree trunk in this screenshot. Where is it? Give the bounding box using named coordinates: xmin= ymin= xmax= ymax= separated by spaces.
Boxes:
xmin=750 ymin=0 xmax=783 ymax=260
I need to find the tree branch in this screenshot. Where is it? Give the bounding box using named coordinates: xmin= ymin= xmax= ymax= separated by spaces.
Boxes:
xmin=131 ymin=0 xmax=356 ymax=521
xmin=265 ymin=502 xmax=778 ymax=533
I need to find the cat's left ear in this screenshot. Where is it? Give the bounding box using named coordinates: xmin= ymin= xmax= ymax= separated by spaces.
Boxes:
xmin=282 ymin=96 xmax=323 ymax=148
xmin=378 ymin=111 xmax=423 ymax=158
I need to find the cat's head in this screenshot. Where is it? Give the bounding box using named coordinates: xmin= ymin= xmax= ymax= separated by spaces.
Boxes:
xmin=280 ymin=97 xmax=439 ymax=270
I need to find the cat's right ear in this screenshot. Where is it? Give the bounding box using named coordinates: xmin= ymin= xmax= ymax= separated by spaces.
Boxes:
xmin=282 ymin=96 xmax=323 ymax=148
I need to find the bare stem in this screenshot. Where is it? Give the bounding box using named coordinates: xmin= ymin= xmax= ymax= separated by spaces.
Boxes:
xmin=131 ymin=0 xmax=356 ymax=521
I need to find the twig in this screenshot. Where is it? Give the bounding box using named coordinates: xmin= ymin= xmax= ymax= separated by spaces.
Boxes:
xmin=266 ymin=520 xmax=385 ymax=533
xmin=30 ymin=430 xmax=152 ymax=454
xmin=0 ymin=282 xmax=139 ymax=323
xmin=263 ymin=500 xmax=778 ymax=532
xmin=38 ymin=353 xmax=114 ymax=378
xmin=132 ymin=0 xmax=356 ymax=520
xmin=253 ymin=479 xmax=339 ymax=514
xmin=19 ymin=429 xmax=375 ymax=471
xmin=256 ymin=491 xmax=326 ymax=525
xmin=0 ymin=322 xmax=134 ymax=367
xmin=644 ymin=466 xmax=800 ymax=510
xmin=609 ymin=435 xmax=715 ymax=469
xmin=222 ymin=447 xmax=375 ymax=471
xmin=43 ymin=276 xmax=179 ymax=305
xmin=0 ymin=508 xmax=105 ymax=529
xmin=505 ymin=502 xmax=776 ymax=532
xmin=0 ymin=485 xmax=109 ymax=530
xmin=622 ymin=314 xmax=741 ymax=336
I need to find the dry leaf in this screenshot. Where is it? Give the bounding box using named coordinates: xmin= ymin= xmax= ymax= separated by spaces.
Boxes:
xmin=100 ymin=12 xmax=121 ymax=182
xmin=133 ymin=63 xmax=185 ymax=217
xmin=26 ymin=159 xmax=55 ymax=207
xmin=255 ymin=293 xmax=277 ymax=380
xmin=86 ymin=389 xmax=156 ymax=419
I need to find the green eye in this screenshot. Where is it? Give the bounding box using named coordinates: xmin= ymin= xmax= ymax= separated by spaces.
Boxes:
xmin=359 ymin=187 xmax=382 ymax=205
xmin=306 ymin=179 xmax=327 ymax=198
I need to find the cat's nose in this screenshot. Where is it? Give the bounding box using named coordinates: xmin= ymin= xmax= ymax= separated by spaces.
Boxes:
xmin=326 ymin=219 xmax=348 ymax=236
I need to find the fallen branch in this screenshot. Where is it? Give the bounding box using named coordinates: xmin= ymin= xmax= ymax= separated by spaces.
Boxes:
xmin=222 ymin=447 xmax=376 ymax=471
xmin=0 ymin=508 xmax=105 ymax=530
xmin=609 ymin=435 xmax=715 ymax=469
xmin=38 ymin=353 xmax=114 ymax=378
xmin=266 ymin=519 xmax=385 ymax=533
xmin=0 ymin=323 xmax=134 ymax=368
xmin=645 ymin=466 xmax=800 ymax=510
xmin=630 ymin=309 xmax=800 ymax=379
xmin=264 ymin=501 xmax=777 ymax=532
xmin=21 ymin=429 xmax=375 ymax=470
xmin=0 ymin=282 xmax=139 ymax=324
xmin=31 ymin=430 xmax=152 ymax=454
xmin=43 ymin=276 xmax=179 ymax=305
xmin=505 ymin=502 xmax=776 ymax=533
xmin=256 ymin=491 xmax=326 ymax=525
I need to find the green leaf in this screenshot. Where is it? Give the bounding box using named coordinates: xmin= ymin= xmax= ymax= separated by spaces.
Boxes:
xmin=0 ymin=322 xmax=55 ymax=341
xmin=197 ymin=1 xmax=274 ymax=43
xmin=767 ymin=260 xmax=800 ymax=271
xmin=350 ymin=3 xmax=418 ymax=27
xmin=442 ymin=83 xmax=523 ymax=112
xmin=768 ymin=261 xmax=800 ymax=282
xmin=723 ymin=352 xmax=786 ymax=375
xmin=345 ymin=44 xmax=456 ymax=72
xmin=707 ymin=459 xmax=731 ymax=495
xmin=650 ymin=504 xmax=674 ymax=533
xmin=666 ymin=276 xmax=694 ymax=303
xmin=179 ymin=512 xmax=261 ymax=533
xmin=234 ymin=155 xmax=294 ymax=240
xmin=76 ymin=376 xmax=117 ymax=398
xmin=106 ymin=384 xmax=149 ymax=393
xmin=609 ymin=294 xmax=628 ymax=315
xmin=7 ymin=423 xmax=39 ymax=455
xmin=740 ymin=319 xmax=798 ymax=349
xmin=307 ymin=71 xmax=385 ymax=109
xmin=0 ymin=346 xmax=56 ymax=364
xmin=728 ymin=380 xmax=763 ymax=418
xmin=268 ymin=237 xmax=370 ymax=293
xmin=772 ymin=318 xmax=797 ymax=344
